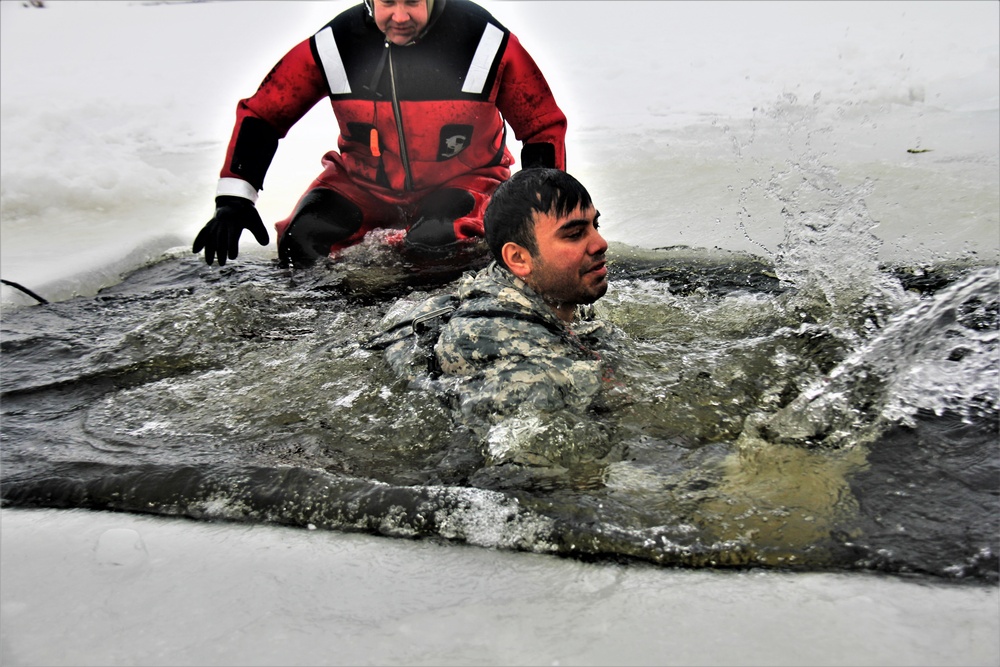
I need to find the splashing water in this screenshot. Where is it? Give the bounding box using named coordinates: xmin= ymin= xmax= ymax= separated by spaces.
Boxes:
xmin=717 ymin=97 xmax=998 ymax=452
xmin=751 ymin=267 xmax=998 ymax=448
xmin=730 ymin=97 xmax=910 ymax=321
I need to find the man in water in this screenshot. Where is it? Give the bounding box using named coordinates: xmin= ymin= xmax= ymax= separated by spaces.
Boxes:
xmin=377 ymin=168 xmax=619 ymax=421
xmin=193 ymin=0 xmax=567 ymax=268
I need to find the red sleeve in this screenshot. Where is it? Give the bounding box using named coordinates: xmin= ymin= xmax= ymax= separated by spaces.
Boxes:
xmin=493 ymin=34 xmax=567 ymax=170
xmin=219 ymin=39 xmax=330 ymax=183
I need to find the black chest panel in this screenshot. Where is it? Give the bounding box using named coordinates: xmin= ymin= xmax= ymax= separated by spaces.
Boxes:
xmin=318 ymin=1 xmax=508 ymax=102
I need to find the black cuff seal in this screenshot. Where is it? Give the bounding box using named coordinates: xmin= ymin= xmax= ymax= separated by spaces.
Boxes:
xmin=520 ymin=143 xmax=557 ymax=169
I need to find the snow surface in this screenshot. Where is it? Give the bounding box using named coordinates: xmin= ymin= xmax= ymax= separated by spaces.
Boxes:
xmin=3 ymin=508 xmax=998 ymax=666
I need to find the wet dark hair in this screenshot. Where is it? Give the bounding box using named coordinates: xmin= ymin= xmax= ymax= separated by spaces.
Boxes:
xmin=484 ymin=168 xmax=593 ymax=269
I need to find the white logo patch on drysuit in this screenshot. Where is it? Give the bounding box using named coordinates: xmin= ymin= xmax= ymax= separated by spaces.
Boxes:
xmin=438 ymin=124 xmax=473 ymax=160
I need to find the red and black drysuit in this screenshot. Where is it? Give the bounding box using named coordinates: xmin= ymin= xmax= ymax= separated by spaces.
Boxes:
xmin=217 ymin=0 xmax=567 ymax=266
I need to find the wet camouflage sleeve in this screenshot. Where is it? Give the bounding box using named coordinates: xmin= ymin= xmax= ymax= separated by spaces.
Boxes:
xmin=369 ymin=293 xmax=458 ymax=382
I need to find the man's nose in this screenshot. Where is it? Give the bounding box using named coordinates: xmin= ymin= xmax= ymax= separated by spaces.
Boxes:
xmin=392 ymin=7 xmax=410 ymax=22
xmin=589 ymin=229 xmax=608 ymax=255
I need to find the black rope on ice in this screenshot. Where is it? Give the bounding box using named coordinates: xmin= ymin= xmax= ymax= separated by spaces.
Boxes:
xmin=1 ymin=279 xmax=49 ymax=305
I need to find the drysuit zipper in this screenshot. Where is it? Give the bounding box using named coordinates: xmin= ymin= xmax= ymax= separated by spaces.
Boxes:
xmin=386 ymin=43 xmax=414 ymax=191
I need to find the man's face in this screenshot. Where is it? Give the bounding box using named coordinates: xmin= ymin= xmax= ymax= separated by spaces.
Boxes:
xmin=373 ymin=0 xmax=429 ymax=45
xmin=524 ymin=204 xmax=608 ymax=321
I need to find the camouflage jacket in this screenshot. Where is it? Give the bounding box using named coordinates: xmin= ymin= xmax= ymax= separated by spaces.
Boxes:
xmin=367 ymin=262 xmax=626 ymax=470
xmin=371 ymin=262 xmax=616 ymax=418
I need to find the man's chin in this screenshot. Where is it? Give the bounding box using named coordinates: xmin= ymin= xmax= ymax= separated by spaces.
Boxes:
xmin=386 ymin=27 xmax=418 ymax=44
xmin=580 ymin=281 xmax=608 ymax=305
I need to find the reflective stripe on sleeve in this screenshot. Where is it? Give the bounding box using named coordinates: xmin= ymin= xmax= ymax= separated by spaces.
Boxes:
xmin=461 ymin=23 xmax=503 ymax=94
xmin=315 ymin=27 xmax=352 ymax=95
xmin=216 ymin=177 xmax=259 ymax=203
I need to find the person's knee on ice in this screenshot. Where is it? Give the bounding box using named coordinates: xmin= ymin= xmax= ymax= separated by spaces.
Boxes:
xmin=278 ymin=188 xmax=364 ymax=268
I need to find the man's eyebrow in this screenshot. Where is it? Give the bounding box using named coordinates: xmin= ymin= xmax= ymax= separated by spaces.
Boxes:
xmin=557 ymin=210 xmax=600 ymax=231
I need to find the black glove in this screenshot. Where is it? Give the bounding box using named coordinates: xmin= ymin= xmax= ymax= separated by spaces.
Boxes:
xmin=192 ymin=196 xmax=270 ymax=266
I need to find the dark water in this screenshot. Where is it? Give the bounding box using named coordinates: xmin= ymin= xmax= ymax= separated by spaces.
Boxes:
xmin=1 ymin=242 xmax=997 ymax=582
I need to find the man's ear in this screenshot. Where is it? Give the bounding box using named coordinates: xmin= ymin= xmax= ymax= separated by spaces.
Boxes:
xmin=501 ymin=242 xmax=533 ymax=279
